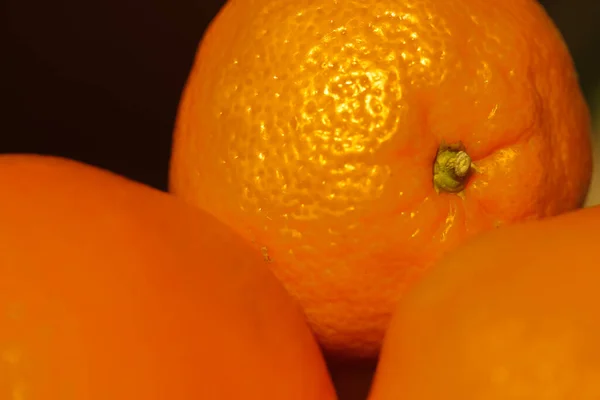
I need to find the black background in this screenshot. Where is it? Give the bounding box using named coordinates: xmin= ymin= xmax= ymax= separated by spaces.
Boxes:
xmin=4 ymin=0 xmax=600 ymax=192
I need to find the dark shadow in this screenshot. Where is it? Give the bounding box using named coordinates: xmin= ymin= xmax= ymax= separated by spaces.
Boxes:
xmin=327 ymin=356 xmax=378 ymax=400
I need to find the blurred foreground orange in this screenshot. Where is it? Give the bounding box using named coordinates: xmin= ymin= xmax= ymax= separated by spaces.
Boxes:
xmin=0 ymin=155 xmax=336 ymax=400
xmin=170 ymin=0 xmax=592 ymax=356
xmin=370 ymin=205 xmax=600 ymax=399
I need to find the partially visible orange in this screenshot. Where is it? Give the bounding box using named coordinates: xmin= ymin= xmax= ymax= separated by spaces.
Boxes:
xmin=170 ymin=0 xmax=592 ymax=356
xmin=369 ymin=205 xmax=600 ymax=399
xmin=0 ymin=155 xmax=336 ymax=400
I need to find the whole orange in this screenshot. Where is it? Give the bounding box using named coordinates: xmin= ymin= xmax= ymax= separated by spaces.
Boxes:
xmin=369 ymin=205 xmax=600 ymax=399
xmin=0 ymin=155 xmax=336 ymax=400
xmin=170 ymin=0 xmax=592 ymax=356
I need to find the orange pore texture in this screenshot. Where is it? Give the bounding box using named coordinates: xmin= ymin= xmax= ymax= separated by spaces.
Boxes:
xmin=169 ymin=0 xmax=592 ymax=357
xmin=0 ymin=155 xmax=336 ymax=400
xmin=369 ymin=205 xmax=600 ymax=399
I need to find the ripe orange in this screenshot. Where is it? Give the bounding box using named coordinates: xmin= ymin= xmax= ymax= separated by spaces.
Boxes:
xmin=169 ymin=0 xmax=592 ymax=356
xmin=0 ymin=155 xmax=336 ymax=400
xmin=369 ymin=205 xmax=600 ymax=399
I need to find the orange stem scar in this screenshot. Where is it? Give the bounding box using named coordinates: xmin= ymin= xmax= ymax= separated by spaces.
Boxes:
xmin=433 ymin=142 xmax=474 ymax=194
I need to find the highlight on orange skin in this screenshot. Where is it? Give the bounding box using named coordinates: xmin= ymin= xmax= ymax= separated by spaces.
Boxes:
xmin=369 ymin=205 xmax=600 ymax=399
xmin=170 ymin=0 xmax=592 ymax=357
xmin=0 ymin=155 xmax=336 ymax=400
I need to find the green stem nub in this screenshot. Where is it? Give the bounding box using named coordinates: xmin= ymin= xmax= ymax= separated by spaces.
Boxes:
xmin=433 ymin=142 xmax=473 ymax=194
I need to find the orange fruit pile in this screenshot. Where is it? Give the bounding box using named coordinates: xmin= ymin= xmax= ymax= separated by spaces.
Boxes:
xmin=170 ymin=0 xmax=592 ymax=356
xmin=370 ymin=205 xmax=600 ymax=399
xmin=0 ymin=155 xmax=336 ymax=400
xmin=2 ymin=0 xmax=596 ymax=397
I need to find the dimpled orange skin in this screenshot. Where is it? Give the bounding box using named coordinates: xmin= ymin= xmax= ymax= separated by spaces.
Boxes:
xmin=170 ymin=0 xmax=592 ymax=357
xmin=369 ymin=205 xmax=600 ymax=399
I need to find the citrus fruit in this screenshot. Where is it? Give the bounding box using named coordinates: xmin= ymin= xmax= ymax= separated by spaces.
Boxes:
xmin=369 ymin=205 xmax=600 ymax=399
xmin=0 ymin=155 xmax=336 ymax=400
xmin=169 ymin=0 xmax=593 ymax=356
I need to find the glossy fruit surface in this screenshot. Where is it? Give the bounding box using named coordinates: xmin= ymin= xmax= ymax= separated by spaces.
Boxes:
xmin=370 ymin=205 xmax=600 ymax=399
xmin=170 ymin=0 xmax=592 ymax=356
xmin=0 ymin=155 xmax=336 ymax=400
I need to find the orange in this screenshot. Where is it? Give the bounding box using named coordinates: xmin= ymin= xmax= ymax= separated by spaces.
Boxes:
xmin=369 ymin=205 xmax=600 ymax=399
xmin=0 ymin=155 xmax=336 ymax=400
xmin=169 ymin=0 xmax=592 ymax=357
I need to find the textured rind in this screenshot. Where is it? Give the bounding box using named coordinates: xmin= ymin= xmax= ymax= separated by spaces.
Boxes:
xmin=170 ymin=0 xmax=592 ymax=356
